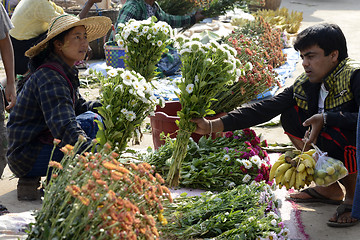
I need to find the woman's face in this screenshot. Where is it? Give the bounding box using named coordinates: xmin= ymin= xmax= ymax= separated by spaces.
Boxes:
xmin=55 ymin=26 xmax=89 ymax=66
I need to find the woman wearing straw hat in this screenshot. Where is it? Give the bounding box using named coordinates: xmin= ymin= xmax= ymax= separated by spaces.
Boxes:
xmin=7 ymin=14 xmax=111 ymax=201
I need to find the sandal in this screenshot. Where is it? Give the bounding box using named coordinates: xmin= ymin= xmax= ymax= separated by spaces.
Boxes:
xmin=285 ymin=188 xmax=343 ymax=205
xmin=327 ymin=204 xmax=359 ymax=227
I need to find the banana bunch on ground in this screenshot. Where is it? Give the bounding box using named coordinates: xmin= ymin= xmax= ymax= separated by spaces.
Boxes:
xmin=269 ymin=149 xmax=316 ymax=190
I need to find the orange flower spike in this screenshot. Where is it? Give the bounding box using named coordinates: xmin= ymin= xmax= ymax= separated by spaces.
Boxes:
xmin=60 ymin=147 xmax=69 ymax=155
xmin=96 ymin=179 xmax=107 ymax=186
xmin=49 ymin=161 xmax=63 ymax=170
xmin=151 ymin=227 xmax=159 ymax=237
xmin=64 ymin=144 xmax=74 ymax=151
xmin=103 ymin=161 xmax=118 ymax=170
xmin=156 ymin=184 xmax=163 ymax=196
xmin=155 ymin=173 xmax=165 ymax=184
xmin=107 ymin=190 xmax=117 ymax=202
xmin=116 ymin=166 xmax=130 ymax=174
xmin=53 ymin=138 xmax=61 ymax=146
xmin=52 ymin=173 xmax=58 ymax=179
xmin=111 ymin=152 xmax=119 ymax=158
xmin=92 ymin=170 xmax=102 ymax=179
xmin=110 ymin=171 xmax=123 ymax=181
xmin=129 ymin=162 xmax=138 ymax=171
xmin=78 ymin=196 xmax=90 ymax=206
xmin=141 ymin=162 xmax=152 ymax=171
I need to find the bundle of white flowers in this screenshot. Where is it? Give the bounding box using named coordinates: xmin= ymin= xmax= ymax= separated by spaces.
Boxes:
xmin=166 ymin=37 xmax=243 ymax=187
xmin=95 ymin=68 xmax=165 ymax=152
xmin=115 ymin=16 xmax=174 ymax=81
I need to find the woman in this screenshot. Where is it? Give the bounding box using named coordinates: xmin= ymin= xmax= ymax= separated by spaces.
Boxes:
xmin=7 ymin=14 xmax=111 ymax=201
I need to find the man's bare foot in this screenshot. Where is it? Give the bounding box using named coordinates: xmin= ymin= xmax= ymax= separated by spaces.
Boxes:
xmin=289 ymin=186 xmax=344 ymax=201
xmin=327 ymin=204 xmax=359 ymax=227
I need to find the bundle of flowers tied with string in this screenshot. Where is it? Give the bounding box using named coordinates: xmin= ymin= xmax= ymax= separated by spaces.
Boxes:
xmin=94 ymin=68 xmax=164 ymax=152
xmin=115 ymin=16 xmax=174 ymax=82
xmin=166 ymin=37 xmax=242 ymax=187
xmin=26 ymin=137 xmax=172 ymax=240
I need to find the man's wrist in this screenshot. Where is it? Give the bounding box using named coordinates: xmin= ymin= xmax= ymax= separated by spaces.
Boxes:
xmin=322 ymin=112 xmax=327 ymax=126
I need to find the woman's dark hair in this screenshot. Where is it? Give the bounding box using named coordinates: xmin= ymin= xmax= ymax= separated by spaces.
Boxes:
xmin=293 ymin=23 xmax=348 ymax=61
xmin=28 ymin=28 xmax=73 ymax=72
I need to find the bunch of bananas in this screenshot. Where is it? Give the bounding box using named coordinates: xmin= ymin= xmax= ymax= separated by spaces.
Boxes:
xmin=269 ymin=149 xmax=316 ymax=190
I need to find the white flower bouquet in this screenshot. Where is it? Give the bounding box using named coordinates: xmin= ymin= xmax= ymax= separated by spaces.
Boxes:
xmin=95 ymin=68 xmax=164 ymax=152
xmin=166 ymin=37 xmax=243 ymax=187
xmin=115 ymin=16 xmax=174 ymax=81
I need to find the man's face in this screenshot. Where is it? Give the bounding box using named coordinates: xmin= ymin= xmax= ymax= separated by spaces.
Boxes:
xmin=300 ymin=45 xmax=339 ymax=83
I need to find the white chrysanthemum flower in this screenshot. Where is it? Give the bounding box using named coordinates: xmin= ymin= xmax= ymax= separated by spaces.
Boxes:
xmin=136 ymin=32 xmax=142 ymax=37
xmin=157 ymin=40 xmax=163 ymax=47
xmin=107 ymin=69 xmax=118 ymax=77
xmin=194 ymin=75 xmax=199 ymax=83
xmin=129 ymin=88 xmax=134 ymax=95
xmin=122 ymin=71 xmax=133 ymax=81
xmin=122 ymin=30 xmax=130 ymax=40
xmin=141 ymin=97 xmax=149 ymax=104
xmin=163 ymin=28 xmax=169 ymax=34
xmin=223 ymin=154 xmax=230 ymax=161
xmin=149 ymin=111 xmax=155 ymax=116
xmin=121 ymin=108 xmax=128 ymax=114
xmin=132 ymin=81 xmax=144 ymax=91
xmin=242 ymin=159 xmax=252 ymax=169
xmin=236 ymin=68 xmax=243 ymax=77
xmin=242 ymin=174 xmax=251 ymax=183
xmin=133 ymin=37 xmax=139 ymax=43
xmin=248 ymin=216 xmax=255 ymax=222
xmin=117 ymin=39 xmax=125 ymax=48
xmin=126 ymin=111 xmax=136 ymax=121
xmin=149 ymin=95 xmax=157 ymax=103
xmin=142 ymin=26 xmax=149 ymax=33
xmin=250 ymin=155 xmax=262 ymax=167
xmin=179 ymin=48 xmax=191 ymax=55
xmin=245 ymin=62 xmax=253 ymax=71
xmin=185 ymin=84 xmax=194 ymax=94
xmin=114 ymin=85 xmax=123 ymax=92
xmin=130 ymin=99 xmax=137 ymax=107
xmin=270 ymin=219 xmax=278 ymax=227
xmin=152 ymin=26 xmax=159 ymax=34
xmin=147 ymin=34 xmax=152 ymax=40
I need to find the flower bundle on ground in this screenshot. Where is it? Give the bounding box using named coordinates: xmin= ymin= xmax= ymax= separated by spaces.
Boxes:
xmin=234 ymin=16 xmax=287 ymax=68
xmin=95 ymin=68 xmax=164 ymax=152
xmin=157 ymin=0 xmax=197 ymax=16
xmin=201 ymin=0 xmax=248 ymax=18
xmin=159 ymin=182 xmax=289 ymax=239
xmin=26 ymin=139 xmax=172 ymax=240
xmin=166 ymin=38 xmax=242 ymax=187
xmin=146 ymin=129 xmax=271 ymax=191
xmin=115 ymin=16 xmax=174 ymax=81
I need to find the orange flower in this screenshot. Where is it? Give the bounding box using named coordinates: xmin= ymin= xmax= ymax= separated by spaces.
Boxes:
xmin=107 ymin=190 xmax=117 ymax=202
xmin=49 ymin=161 xmax=63 ymax=170
xmin=78 ymin=196 xmax=90 ymax=206
xmin=129 ymin=162 xmax=138 ymax=171
xmin=103 ymin=161 xmax=118 ymax=170
xmin=111 ymin=152 xmax=119 ymax=158
xmin=155 ymin=173 xmax=164 ymax=184
xmin=53 ymin=138 xmax=61 ymax=145
xmin=116 ymin=166 xmax=130 ymax=174
xmin=92 ymin=170 xmax=102 ymax=179
xmin=111 ymin=171 xmax=123 ymax=181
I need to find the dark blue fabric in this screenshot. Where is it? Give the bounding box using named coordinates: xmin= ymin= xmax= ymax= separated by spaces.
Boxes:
xmin=156 ymin=47 xmax=182 ymax=77
xmin=352 ymin=107 xmax=360 ymax=219
xmin=25 ymin=111 xmax=102 ymax=177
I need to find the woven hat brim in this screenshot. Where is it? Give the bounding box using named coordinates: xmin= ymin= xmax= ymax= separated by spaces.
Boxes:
xmin=25 ymin=16 xmax=112 ymax=58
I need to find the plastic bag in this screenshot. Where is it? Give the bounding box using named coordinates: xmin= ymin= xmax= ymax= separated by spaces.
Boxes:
xmin=313 ymin=145 xmax=348 ymax=187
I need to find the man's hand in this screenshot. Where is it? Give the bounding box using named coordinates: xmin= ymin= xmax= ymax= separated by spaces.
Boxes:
xmin=302 ymin=113 xmax=324 ymax=144
xmin=191 ymin=118 xmax=210 ymax=135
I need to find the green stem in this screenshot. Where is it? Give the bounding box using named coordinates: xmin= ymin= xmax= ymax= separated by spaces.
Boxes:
xmin=166 ymin=126 xmax=193 ymax=188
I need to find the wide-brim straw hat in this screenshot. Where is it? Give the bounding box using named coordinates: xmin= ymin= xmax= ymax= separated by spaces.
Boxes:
xmin=25 ymin=14 xmax=112 ymax=58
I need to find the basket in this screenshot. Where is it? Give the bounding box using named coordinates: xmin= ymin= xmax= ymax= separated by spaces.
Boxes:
xmin=104 ymin=41 xmax=126 ymax=68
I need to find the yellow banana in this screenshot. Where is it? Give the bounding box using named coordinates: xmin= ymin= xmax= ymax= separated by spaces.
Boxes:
xmin=306 ymin=167 xmax=314 ymax=175
xmin=269 ymin=158 xmax=286 ymax=180
xmin=299 ymin=153 xmax=316 ymax=167
xmin=302 ymin=158 xmax=314 ymax=169
xmin=289 ymin=170 xmax=296 ymax=188
xmin=303 ymin=149 xmax=316 ymax=156
xmin=284 ymin=167 xmax=295 ymax=182
xmin=284 ymin=181 xmax=290 ymax=190
xmin=274 ymin=163 xmax=292 ymax=179
xmin=296 ymin=163 xmax=306 ymax=173
xmin=295 ymin=171 xmax=305 ymax=190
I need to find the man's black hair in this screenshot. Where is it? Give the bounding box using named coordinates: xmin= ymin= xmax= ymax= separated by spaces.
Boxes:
xmin=293 ymin=23 xmax=348 ymax=61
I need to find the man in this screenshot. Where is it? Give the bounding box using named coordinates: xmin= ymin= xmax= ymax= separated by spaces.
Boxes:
xmin=193 ymin=23 xmax=360 ymax=227
xmin=9 ymin=0 xmax=103 ymax=76
xmin=114 ymin=0 xmax=204 ymax=30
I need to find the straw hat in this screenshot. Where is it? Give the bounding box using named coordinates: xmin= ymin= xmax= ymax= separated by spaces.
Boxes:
xmin=25 ymin=14 xmax=112 ymax=58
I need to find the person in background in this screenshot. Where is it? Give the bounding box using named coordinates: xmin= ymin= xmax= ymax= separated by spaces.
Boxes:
xmin=0 ymin=3 xmax=16 ymax=178
xmin=192 ymin=23 xmax=360 ymax=227
xmin=114 ymin=0 xmax=204 ymax=31
xmin=7 ymin=14 xmax=111 ymax=201
xmin=1 ymin=0 xmax=19 ymax=17
xmin=9 ymin=0 xmax=104 ymax=76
